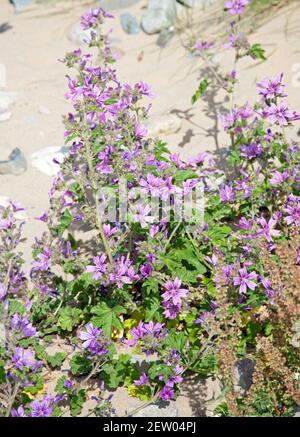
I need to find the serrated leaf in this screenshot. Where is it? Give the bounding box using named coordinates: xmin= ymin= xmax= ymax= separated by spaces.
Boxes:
xmin=70 ymin=354 xmax=92 ymax=376
xmin=57 ymin=307 xmax=82 ymax=332
xmin=91 ymin=302 xmax=126 ymax=336
xmin=248 ymin=44 xmax=266 ymax=61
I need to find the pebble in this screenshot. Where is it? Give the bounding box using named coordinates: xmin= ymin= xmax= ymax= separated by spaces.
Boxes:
xmin=98 ymin=0 xmax=140 ymax=10
xmin=141 ymin=0 xmax=177 ymax=35
xmin=30 ymin=146 xmax=69 ymax=176
xmin=233 ymin=358 xmax=254 ymax=394
xmin=0 ymin=148 xmax=27 ymax=176
xmin=0 ymin=112 xmax=12 ymax=122
xmin=146 ymin=113 xmax=182 ymax=136
xmin=120 ymin=13 xmax=141 ymax=34
xmin=11 ymin=0 xmax=32 ymax=12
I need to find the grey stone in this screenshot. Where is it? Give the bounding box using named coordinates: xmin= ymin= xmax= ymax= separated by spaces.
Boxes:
xmin=177 ymin=0 xmax=216 ymax=8
xmin=233 ymin=358 xmax=254 ymax=394
xmin=294 ymin=407 xmax=300 ymax=417
xmin=141 ymin=0 xmax=177 ymax=35
xmin=120 ymin=13 xmax=141 ymax=34
xmin=146 ymin=113 xmax=182 ymax=136
xmin=148 ymin=0 xmax=176 ymax=12
xmin=30 ymin=146 xmax=69 ymax=176
xmin=98 ymin=0 xmax=140 ymax=10
xmin=11 ymin=0 xmax=32 ymax=12
xmin=0 ymin=148 xmax=27 ymax=176
xmin=132 ymin=400 xmax=178 ymax=417
xmin=0 ymin=112 xmax=12 ymax=122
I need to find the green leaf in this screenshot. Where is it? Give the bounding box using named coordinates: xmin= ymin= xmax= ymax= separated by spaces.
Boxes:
xmin=248 ymin=44 xmax=266 ymax=61
xmin=91 ymin=302 xmax=126 ymax=336
xmin=142 ymin=278 xmax=159 ymax=296
xmin=173 ymin=170 xmax=199 ymax=184
xmin=144 ymin=297 xmax=162 ymax=322
xmin=101 ymin=355 xmax=133 ymax=389
xmin=70 ymin=354 xmax=92 ymax=376
xmin=70 ymin=389 xmax=86 ymax=416
xmin=46 ymin=352 xmax=66 ymax=368
xmin=55 ymin=376 xmax=67 ymax=395
xmin=57 ymin=209 xmax=73 ymax=236
xmin=57 ymin=307 xmax=82 ymax=332
xmin=191 ymin=79 xmax=209 ymax=104
xmin=161 ymin=243 xmax=206 ymax=284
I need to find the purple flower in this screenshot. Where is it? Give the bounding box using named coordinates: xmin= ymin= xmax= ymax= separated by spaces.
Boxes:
xmin=80 ymin=8 xmax=113 ymax=30
xmin=193 ymin=40 xmax=215 ymax=52
xmin=35 ymin=211 xmax=48 ymax=222
xmin=264 ymin=100 xmax=300 ymax=126
xmin=162 ymin=278 xmax=188 ymax=306
xmin=240 ymin=142 xmax=262 ymax=160
xmin=239 ymin=217 xmax=254 ymax=230
xmin=257 ymin=74 xmax=287 ymax=100
xmin=233 ymin=268 xmax=258 ymax=294
xmin=134 ymin=81 xmax=155 ymax=98
xmin=219 ymin=185 xmax=235 ymax=202
xmin=284 ymin=195 xmax=300 ymax=226
xmin=11 ymin=406 xmax=27 ymax=417
xmin=63 ymin=379 xmax=73 ymax=389
xmin=11 ymin=314 xmax=38 ymax=338
xmin=0 ymin=283 xmax=7 ymax=300
xmin=260 ymin=277 xmax=275 ymax=300
xmin=166 ymin=365 xmax=183 ymax=387
xmin=79 ymin=323 xmax=101 ymax=349
xmin=30 ymin=396 xmax=56 ymax=417
xmin=127 ymin=321 xmax=165 ymax=353
xmin=162 ymin=301 xmax=181 ymax=319
xmin=257 ymin=217 xmax=281 ymax=242
xmin=134 ymin=121 xmax=148 ymax=139
xmin=86 ymin=254 xmax=107 ymax=280
xmin=270 ymin=170 xmax=289 ymax=185
xmin=141 ymin=321 xmax=165 ymax=337
xmin=109 ymin=256 xmax=139 ymax=288
xmin=140 ymin=263 xmax=153 ymax=277
xmin=159 ymin=386 xmax=174 ymax=401
xmin=134 ymin=373 xmax=149 ymax=386
xmin=0 ymin=214 xmax=14 ymax=230
xmin=225 ymin=0 xmax=249 ymax=15
xmin=133 ymin=204 xmax=154 ymax=228
xmin=78 ymin=323 xmax=108 ymax=356
xmin=12 ymin=347 xmax=36 ymax=370
xmin=32 ymin=246 xmax=52 ymax=272
xmin=103 ymin=224 xmax=118 ymax=238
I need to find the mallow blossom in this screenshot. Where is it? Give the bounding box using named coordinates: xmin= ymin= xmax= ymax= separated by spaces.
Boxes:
xmin=233 ymin=268 xmax=258 ymax=294
xmin=162 ymin=278 xmax=188 ymax=306
xmin=86 ymin=254 xmax=107 ymax=280
xmin=224 ymin=0 xmax=249 ymax=15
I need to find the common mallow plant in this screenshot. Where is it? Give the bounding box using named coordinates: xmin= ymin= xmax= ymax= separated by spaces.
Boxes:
xmin=0 ymin=1 xmax=300 ymax=417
